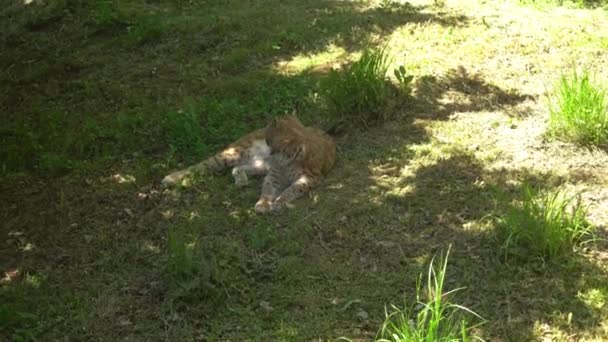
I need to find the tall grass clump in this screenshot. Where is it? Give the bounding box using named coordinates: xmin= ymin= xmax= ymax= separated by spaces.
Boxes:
xmin=166 ymin=227 xmax=212 ymax=301
xmin=376 ymin=248 xmax=484 ymax=342
xmin=549 ymin=70 xmax=608 ymax=148
xmin=321 ymin=46 xmax=396 ymax=126
xmin=498 ymin=185 xmax=596 ymax=261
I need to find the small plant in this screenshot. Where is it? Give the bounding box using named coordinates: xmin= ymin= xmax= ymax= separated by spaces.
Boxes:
xmin=166 ymin=227 xmax=212 ymax=300
xmin=92 ymin=0 xmax=124 ymax=26
xmin=246 ymin=221 xmax=278 ymax=251
xmin=376 ymin=247 xmax=484 ymax=342
xmin=394 ymin=65 xmax=414 ymax=96
xmin=548 ymin=70 xmax=608 ymax=148
xmin=321 ymin=46 xmax=394 ymax=126
xmin=127 ymin=15 xmax=166 ymax=45
xmin=498 ymin=185 xmax=596 ymax=261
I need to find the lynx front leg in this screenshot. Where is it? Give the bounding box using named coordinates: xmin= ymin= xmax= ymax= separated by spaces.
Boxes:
xmin=162 ymin=146 xmax=246 ymax=187
xmin=270 ymin=175 xmax=315 ymax=212
xmin=232 ymin=159 xmax=270 ymax=188
xmin=161 ymin=161 xmax=203 ymax=187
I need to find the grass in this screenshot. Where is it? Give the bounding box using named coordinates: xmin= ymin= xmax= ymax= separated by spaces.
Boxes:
xmin=376 ymin=248 xmax=483 ymax=342
xmin=321 ymin=46 xmax=410 ymax=126
xmin=1 ymin=110 xmax=151 ymax=176
xmin=92 ymin=0 xmax=125 ymax=26
xmin=127 ymin=15 xmax=166 ymax=45
xmin=518 ymin=0 xmax=608 ymax=9
xmin=548 ymin=70 xmax=608 ymax=148
xmin=498 ymin=185 xmax=597 ymax=261
xmin=166 ymin=226 xmax=212 ymax=302
xmin=2 ymin=0 xmax=608 ymax=340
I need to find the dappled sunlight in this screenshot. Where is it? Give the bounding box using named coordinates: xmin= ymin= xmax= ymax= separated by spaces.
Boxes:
xmin=420 ymin=101 xmax=608 ymax=229
xmin=188 ymin=211 xmax=200 ymax=221
xmin=358 ymin=126 xmax=608 ymax=339
xmin=3 ymin=0 xmax=608 ymax=340
xmin=7 ymin=230 xmax=35 ymax=253
xmin=24 ymin=273 xmax=42 ymax=289
xmin=532 ymin=321 xmax=571 ymax=340
xmin=1 ymin=269 xmax=20 ymax=285
xmin=111 ymin=173 xmax=136 ymax=184
xmin=579 ymin=288 xmax=607 ymax=310
xmin=388 ymin=0 xmax=608 ymax=95
xmin=160 ymin=209 xmax=175 ymax=220
xmin=142 ymin=241 xmax=161 ymax=254
xmin=273 ymin=44 xmax=349 ymax=75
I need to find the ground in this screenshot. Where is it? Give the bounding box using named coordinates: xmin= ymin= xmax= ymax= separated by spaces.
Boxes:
xmin=1 ymin=0 xmax=608 ymax=340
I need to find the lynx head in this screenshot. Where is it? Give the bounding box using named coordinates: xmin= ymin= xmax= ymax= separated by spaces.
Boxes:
xmin=265 ymin=114 xmax=306 ymax=160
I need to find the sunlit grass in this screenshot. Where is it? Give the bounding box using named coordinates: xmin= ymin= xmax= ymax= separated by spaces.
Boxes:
xmin=518 ymin=0 xmax=608 ymax=9
xmin=274 ymin=44 xmax=348 ymax=75
xmin=376 ymin=247 xmax=484 ymax=342
xmin=549 ymin=70 xmax=608 ymax=148
xmin=498 ymin=185 xmax=596 ymax=261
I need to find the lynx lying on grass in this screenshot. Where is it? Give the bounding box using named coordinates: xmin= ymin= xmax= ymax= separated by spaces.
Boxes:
xmin=162 ymin=115 xmax=336 ymax=213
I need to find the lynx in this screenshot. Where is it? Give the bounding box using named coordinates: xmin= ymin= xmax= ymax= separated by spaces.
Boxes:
xmin=162 ymin=115 xmax=336 ymax=213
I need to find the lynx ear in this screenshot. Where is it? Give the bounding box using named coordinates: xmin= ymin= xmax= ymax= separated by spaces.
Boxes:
xmin=269 ymin=116 xmax=279 ymax=127
xmin=294 ymin=145 xmax=306 ymax=161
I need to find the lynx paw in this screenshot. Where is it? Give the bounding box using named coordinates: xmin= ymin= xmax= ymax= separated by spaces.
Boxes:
xmin=255 ymin=199 xmax=272 ymax=214
xmin=232 ymin=168 xmax=249 ymax=188
xmin=162 ymin=168 xmax=199 ymax=187
xmin=162 ymin=171 xmax=186 ymax=187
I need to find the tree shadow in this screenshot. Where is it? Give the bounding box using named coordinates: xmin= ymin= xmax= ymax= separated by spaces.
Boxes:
xmin=0 ymin=0 xmax=469 ymax=115
xmin=3 ymin=0 xmax=605 ymax=340
xmin=411 ymin=65 xmax=536 ymax=119
xmin=358 ymin=149 xmax=608 ymax=340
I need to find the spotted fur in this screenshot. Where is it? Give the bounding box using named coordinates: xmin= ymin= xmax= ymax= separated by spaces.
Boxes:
xmin=162 ymin=115 xmax=336 ymax=213
xmin=254 ymin=115 xmax=336 ymax=213
xmin=161 ymin=128 xmax=270 ymax=187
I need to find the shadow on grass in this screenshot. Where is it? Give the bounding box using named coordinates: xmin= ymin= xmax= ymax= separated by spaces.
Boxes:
xmin=412 ymin=66 xmax=536 ymax=119
xmin=359 ymin=149 xmax=608 ymax=340
xmin=0 ymin=0 xmax=472 ymax=177
xmin=0 ymin=0 xmax=468 ymax=115
xmin=3 ymin=0 xmax=604 ymax=341
xmin=0 ymin=57 xmax=542 ymax=341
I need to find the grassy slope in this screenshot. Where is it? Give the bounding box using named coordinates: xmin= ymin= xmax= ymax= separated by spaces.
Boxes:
xmin=1 ymin=0 xmax=608 ymax=340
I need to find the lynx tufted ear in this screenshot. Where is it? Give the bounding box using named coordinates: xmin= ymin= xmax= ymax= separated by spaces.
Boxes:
xmin=294 ymin=145 xmax=306 ymax=161
xmin=268 ymin=116 xmax=279 ymax=128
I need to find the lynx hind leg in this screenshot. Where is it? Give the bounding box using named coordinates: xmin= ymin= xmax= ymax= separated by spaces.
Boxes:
xmin=270 ymin=175 xmax=315 ymax=212
xmin=255 ymin=173 xmax=281 ymax=213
